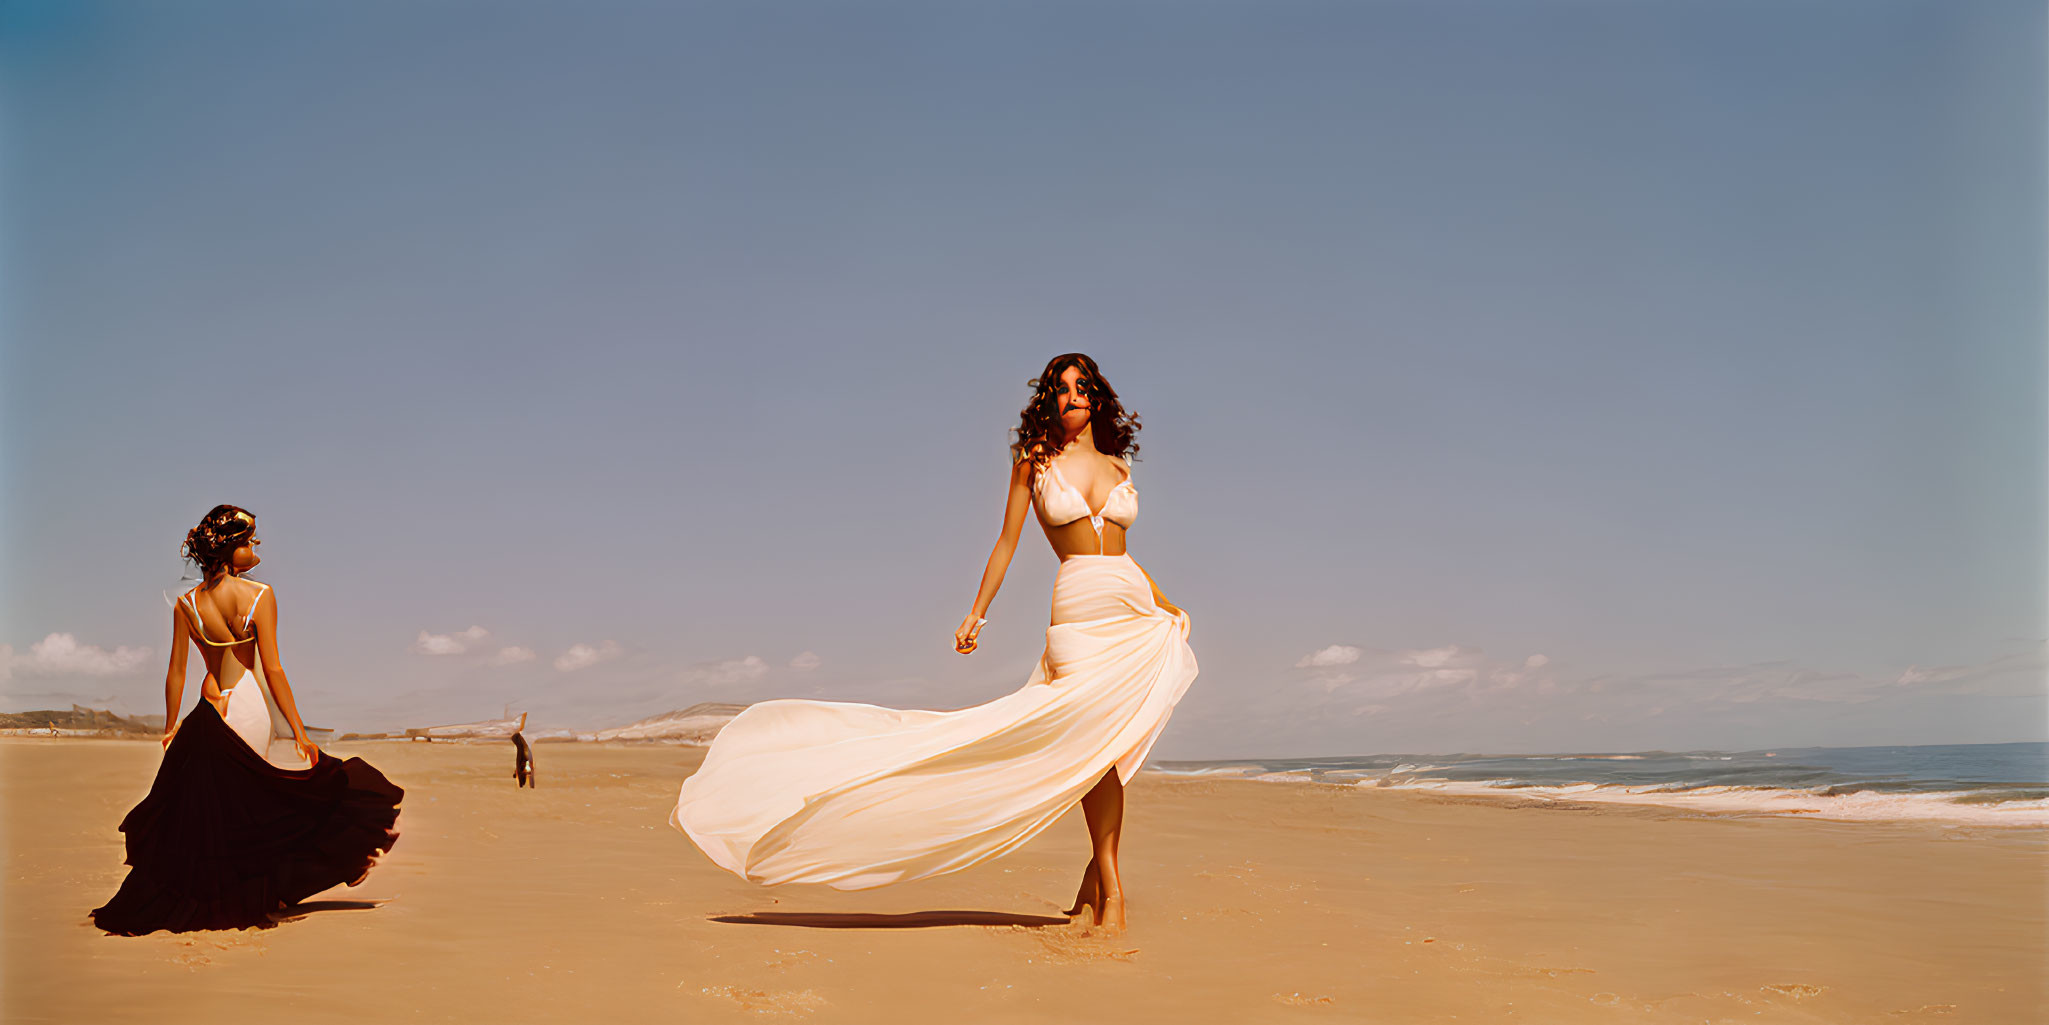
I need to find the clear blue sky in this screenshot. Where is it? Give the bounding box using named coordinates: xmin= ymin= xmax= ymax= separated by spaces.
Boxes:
xmin=2 ymin=0 xmax=2042 ymax=757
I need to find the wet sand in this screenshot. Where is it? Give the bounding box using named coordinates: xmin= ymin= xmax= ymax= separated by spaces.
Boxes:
xmin=4 ymin=738 xmax=2042 ymax=1023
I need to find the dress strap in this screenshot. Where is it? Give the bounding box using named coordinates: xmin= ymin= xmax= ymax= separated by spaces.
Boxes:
xmin=242 ymin=583 xmax=269 ymax=630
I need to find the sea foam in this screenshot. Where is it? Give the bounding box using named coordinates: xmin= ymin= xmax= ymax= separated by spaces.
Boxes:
xmin=1151 ymin=743 xmax=2049 ymax=827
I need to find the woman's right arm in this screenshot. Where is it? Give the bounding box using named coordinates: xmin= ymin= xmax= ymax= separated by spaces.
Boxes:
xmin=163 ymin=605 xmax=190 ymax=746
xmin=250 ymin=589 xmax=320 ymax=762
xmin=955 ymin=458 xmax=1037 ymax=652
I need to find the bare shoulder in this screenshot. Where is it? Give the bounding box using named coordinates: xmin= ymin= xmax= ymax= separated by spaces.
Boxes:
xmin=239 ymin=578 xmax=276 ymax=613
xmin=1088 ymin=451 xmax=1130 ymax=482
xmin=1010 ymin=453 xmax=1039 ymax=488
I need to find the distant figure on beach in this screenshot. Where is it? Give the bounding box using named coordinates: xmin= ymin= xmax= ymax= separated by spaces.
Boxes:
xmin=674 ymin=354 xmax=1196 ymax=933
xmin=512 ymin=731 xmax=535 ymax=788
xmin=91 ymin=505 xmax=404 ymax=935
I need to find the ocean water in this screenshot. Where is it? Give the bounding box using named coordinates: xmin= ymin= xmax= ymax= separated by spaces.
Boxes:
xmin=1152 ymin=742 xmax=2049 ymax=826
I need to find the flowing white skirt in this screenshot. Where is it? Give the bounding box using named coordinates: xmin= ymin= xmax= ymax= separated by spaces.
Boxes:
xmin=670 ymin=554 xmax=1197 ymax=889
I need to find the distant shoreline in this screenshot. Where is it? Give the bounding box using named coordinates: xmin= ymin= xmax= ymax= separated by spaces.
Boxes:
xmin=15 ymin=734 xmax=2046 ymax=828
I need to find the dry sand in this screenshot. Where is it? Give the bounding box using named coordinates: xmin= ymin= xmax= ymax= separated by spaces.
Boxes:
xmin=4 ymin=738 xmax=2042 ymax=1023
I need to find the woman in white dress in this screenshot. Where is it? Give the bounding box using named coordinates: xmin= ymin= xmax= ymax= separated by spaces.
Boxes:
xmin=673 ymin=354 xmax=1195 ymax=932
xmin=92 ymin=505 xmax=402 ymax=935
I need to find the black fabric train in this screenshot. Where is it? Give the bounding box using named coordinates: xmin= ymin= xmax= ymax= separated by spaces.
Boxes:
xmin=90 ymin=701 xmax=402 ymax=935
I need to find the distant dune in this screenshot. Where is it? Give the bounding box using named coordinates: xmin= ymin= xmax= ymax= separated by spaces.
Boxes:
xmin=339 ymin=712 xmax=525 ymax=743
xmin=586 ymin=702 xmax=748 ymax=743
xmin=335 ymin=703 xmax=750 ymax=745
xmin=0 ymin=705 xmax=162 ymax=738
xmin=528 ymin=702 xmax=749 ymax=743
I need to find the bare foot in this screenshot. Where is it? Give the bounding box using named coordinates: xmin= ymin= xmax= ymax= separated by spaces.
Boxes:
xmin=1097 ymin=885 xmax=1127 ymax=934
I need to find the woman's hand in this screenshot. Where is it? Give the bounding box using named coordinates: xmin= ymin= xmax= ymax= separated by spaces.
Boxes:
xmin=294 ymin=735 xmax=322 ymax=763
xmin=160 ymin=724 xmax=179 ymax=749
xmin=954 ymin=614 xmax=987 ymax=654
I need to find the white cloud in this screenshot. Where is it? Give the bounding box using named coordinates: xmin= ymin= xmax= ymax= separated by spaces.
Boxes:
xmin=411 ymin=626 xmax=490 ymax=656
xmin=1236 ymin=637 xmax=2047 ymax=755
xmin=681 ymin=655 xmax=769 ymax=687
xmin=1895 ymin=664 xmax=1970 ymax=686
xmin=554 ymin=641 xmax=623 ymax=673
xmin=1 ymin=634 xmax=153 ymax=678
xmin=1403 ymin=646 xmax=1460 ymax=669
xmin=789 ymin=651 xmax=822 ymax=671
xmin=491 ymin=646 xmax=537 ymax=666
xmin=1294 ymin=644 xmax=1555 ymax=700
xmin=1294 ymin=644 xmax=1362 ymax=669
xmin=1313 ymin=645 xmax=2039 ymax=722
xmin=1891 ymin=645 xmax=2045 ymax=695
xmin=409 ymin=629 xmax=546 ymax=668
xmin=1618 ymin=661 xmax=1872 ymax=706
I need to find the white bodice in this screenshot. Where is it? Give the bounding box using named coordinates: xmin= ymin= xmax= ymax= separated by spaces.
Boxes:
xmin=1033 ymin=455 xmax=1137 ymax=534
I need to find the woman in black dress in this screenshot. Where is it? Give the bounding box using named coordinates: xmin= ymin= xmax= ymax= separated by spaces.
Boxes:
xmin=91 ymin=505 xmax=403 ymax=935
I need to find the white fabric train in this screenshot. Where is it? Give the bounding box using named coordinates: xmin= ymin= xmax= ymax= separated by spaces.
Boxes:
xmin=670 ymin=553 xmax=1196 ymax=889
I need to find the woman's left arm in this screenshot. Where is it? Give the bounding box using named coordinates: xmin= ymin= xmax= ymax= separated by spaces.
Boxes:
xmin=250 ymin=589 xmax=320 ymax=762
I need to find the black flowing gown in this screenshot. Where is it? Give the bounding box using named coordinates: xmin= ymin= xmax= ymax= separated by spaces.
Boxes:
xmin=90 ymin=700 xmax=403 ymax=935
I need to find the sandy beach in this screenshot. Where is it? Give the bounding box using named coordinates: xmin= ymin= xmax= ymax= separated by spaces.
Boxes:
xmin=4 ymin=737 xmax=2041 ymax=1024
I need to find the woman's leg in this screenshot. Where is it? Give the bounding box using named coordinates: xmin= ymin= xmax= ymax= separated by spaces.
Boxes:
xmin=1069 ymin=768 xmax=1126 ymax=930
xmin=1064 ymin=854 xmax=1099 ymax=918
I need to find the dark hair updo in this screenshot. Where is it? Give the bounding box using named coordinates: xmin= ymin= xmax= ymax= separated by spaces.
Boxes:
xmin=1010 ymin=353 xmax=1141 ymax=470
xmin=184 ymin=504 xmax=256 ymax=577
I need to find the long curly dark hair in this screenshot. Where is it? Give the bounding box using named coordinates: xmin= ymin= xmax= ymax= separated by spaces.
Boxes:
xmin=184 ymin=504 xmax=256 ymax=577
xmin=1010 ymin=353 xmax=1141 ymax=470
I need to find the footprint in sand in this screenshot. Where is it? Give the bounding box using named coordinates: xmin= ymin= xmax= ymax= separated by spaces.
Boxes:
xmin=168 ymin=937 xmax=255 ymax=969
xmin=1761 ymin=984 xmax=1827 ymax=999
xmin=763 ymin=949 xmax=818 ymax=972
xmin=1190 ymin=906 xmax=1260 ymax=920
xmin=690 ymin=984 xmax=827 ymax=1015
xmin=1022 ymin=927 xmax=1140 ymax=964
xmin=1193 ymin=860 xmax=1263 ymax=882
xmin=1507 ymin=965 xmax=1596 ymax=979
xmin=1272 ymin=992 xmax=1336 ymax=1006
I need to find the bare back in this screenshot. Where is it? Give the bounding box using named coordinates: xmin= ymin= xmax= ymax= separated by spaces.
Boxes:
xmin=180 ymin=576 xmax=269 ymax=712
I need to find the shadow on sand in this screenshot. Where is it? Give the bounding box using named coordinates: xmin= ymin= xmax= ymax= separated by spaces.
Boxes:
xmin=711 ymin=910 xmax=1068 ymax=929
xmin=269 ymin=899 xmax=389 ymax=923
